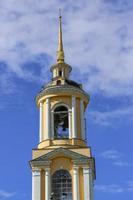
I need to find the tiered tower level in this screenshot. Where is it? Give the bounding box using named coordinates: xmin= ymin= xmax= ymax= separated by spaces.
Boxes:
xmin=30 ymin=14 xmax=96 ymax=200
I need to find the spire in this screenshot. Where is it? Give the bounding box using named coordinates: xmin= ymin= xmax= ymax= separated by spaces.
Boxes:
xmin=57 ymin=9 xmax=65 ymax=63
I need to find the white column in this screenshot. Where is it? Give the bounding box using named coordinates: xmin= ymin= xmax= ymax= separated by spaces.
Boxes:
xmin=80 ymin=100 xmax=85 ymax=140
xmin=62 ymin=68 xmax=65 ymax=77
xmin=72 ymin=96 xmax=77 ymax=138
xmin=32 ymin=168 xmax=41 ymax=200
xmin=51 ymin=111 xmax=54 ymax=139
xmin=69 ymin=110 xmax=72 ymax=138
xmin=73 ymin=165 xmax=79 ymax=200
xmin=39 ymin=102 xmax=43 ymax=142
xmin=83 ymin=167 xmax=93 ymax=200
xmin=45 ymin=98 xmax=50 ymax=140
xmin=45 ymin=168 xmax=51 ymax=200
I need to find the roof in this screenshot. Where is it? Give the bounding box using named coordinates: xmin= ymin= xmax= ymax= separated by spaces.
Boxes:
xmin=30 ymin=147 xmax=93 ymax=165
xmin=50 ymin=62 xmax=72 ymax=72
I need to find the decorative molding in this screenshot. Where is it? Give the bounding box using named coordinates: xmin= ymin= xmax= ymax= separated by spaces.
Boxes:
xmin=32 ymin=171 xmax=41 ymax=177
xmin=72 ymin=159 xmax=93 ymax=165
xmin=30 ymin=147 xmax=94 ymax=166
xmin=30 ymin=160 xmax=52 ymax=168
xmin=50 ymin=62 xmax=72 ymax=72
xmin=51 ymin=102 xmax=70 ymax=111
xmin=36 ymin=85 xmax=90 ymax=104
xmin=32 ymin=167 xmax=42 ymax=171
xmin=73 ymin=164 xmax=79 ymax=170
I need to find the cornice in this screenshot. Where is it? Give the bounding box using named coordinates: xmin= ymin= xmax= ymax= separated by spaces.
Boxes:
xmin=30 ymin=147 xmax=93 ymax=165
xmin=36 ymin=85 xmax=90 ymax=104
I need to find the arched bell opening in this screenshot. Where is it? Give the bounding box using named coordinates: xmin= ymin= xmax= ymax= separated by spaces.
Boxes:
xmin=53 ymin=105 xmax=69 ymax=139
xmin=51 ymin=169 xmax=72 ymax=200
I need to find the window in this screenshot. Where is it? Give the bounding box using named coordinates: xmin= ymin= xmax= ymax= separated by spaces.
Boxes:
xmin=51 ymin=170 xmax=72 ymax=200
xmin=54 ymin=106 xmax=69 ymax=139
xmin=59 ymin=70 xmax=62 ymax=76
xmin=57 ymin=80 xmax=61 ymax=85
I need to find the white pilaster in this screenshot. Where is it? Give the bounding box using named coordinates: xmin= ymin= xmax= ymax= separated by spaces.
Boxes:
xmin=73 ymin=165 xmax=79 ymax=200
xmin=39 ymin=102 xmax=43 ymax=142
xmin=80 ymin=100 xmax=85 ymax=140
xmin=69 ymin=110 xmax=72 ymax=138
xmin=45 ymin=168 xmax=51 ymax=200
xmin=32 ymin=169 xmax=41 ymax=200
xmin=83 ymin=167 xmax=93 ymax=200
xmin=51 ymin=111 xmax=54 ymax=139
xmin=72 ymin=96 xmax=77 ymax=138
xmin=62 ymin=68 xmax=65 ymax=77
xmin=45 ymin=98 xmax=50 ymax=140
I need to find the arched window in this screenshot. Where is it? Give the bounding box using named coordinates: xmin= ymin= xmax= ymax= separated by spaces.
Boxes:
xmin=59 ymin=70 xmax=62 ymax=76
xmin=54 ymin=105 xmax=69 ymax=139
xmin=57 ymin=80 xmax=61 ymax=85
xmin=51 ymin=170 xmax=72 ymax=200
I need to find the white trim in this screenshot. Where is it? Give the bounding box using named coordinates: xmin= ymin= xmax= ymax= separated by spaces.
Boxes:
xmin=45 ymin=168 xmax=51 ymax=200
xmin=83 ymin=167 xmax=93 ymax=200
xmin=32 ymin=170 xmax=41 ymax=200
xmin=62 ymin=68 xmax=65 ymax=77
xmin=51 ymin=102 xmax=70 ymax=111
xmin=73 ymin=166 xmax=79 ymax=200
xmin=69 ymin=109 xmax=72 ymax=138
xmin=51 ymin=111 xmax=54 ymax=139
xmin=45 ymin=98 xmax=50 ymax=140
xmin=51 ymin=103 xmax=70 ymax=139
xmin=39 ymin=102 xmax=43 ymax=142
xmin=72 ymin=96 xmax=77 ymax=138
xmin=80 ymin=100 xmax=85 ymax=140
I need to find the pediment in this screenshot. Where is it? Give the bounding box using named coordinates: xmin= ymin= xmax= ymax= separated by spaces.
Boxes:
xmin=30 ymin=147 xmax=92 ymax=166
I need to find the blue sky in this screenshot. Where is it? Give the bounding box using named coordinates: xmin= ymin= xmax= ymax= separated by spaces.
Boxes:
xmin=0 ymin=0 xmax=133 ymax=199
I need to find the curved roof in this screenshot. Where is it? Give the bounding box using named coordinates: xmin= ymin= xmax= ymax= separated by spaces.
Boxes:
xmin=50 ymin=62 xmax=72 ymax=72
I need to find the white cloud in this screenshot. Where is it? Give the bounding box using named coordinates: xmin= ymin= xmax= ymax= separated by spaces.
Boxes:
xmin=95 ymin=182 xmax=133 ymax=193
xmin=0 ymin=0 xmax=132 ymax=96
xmin=0 ymin=71 xmax=16 ymax=94
xmin=95 ymin=180 xmax=133 ymax=194
xmin=100 ymin=149 xmax=133 ymax=167
xmin=95 ymin=184 xmax=124 ymax=193
xmin=114 ymin=160 xmax=133 ymax=167
xmin=89 ymin=106 xmax=133 ymax=126
xmin=127 ymin=181 xmax=133 ymax=191
xmin=100 ymin=150 xmax=121 ymax=159
xmin=0 ymin=190 xmax=16 ymax=199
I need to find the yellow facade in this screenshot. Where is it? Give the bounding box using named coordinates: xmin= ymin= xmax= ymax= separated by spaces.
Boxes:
xmin=30 ymin=13 xmax=95 ymax=200
xmin=37 ymin=93 xmax=89 ymax=148
xmin=40 ymin=165 xmax=87 ymax=200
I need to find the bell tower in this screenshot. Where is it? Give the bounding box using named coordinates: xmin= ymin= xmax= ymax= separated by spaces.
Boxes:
xmin=30 ymin=13 xmax=96 ymax=200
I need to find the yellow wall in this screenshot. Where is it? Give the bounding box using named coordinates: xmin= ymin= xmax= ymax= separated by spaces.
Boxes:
xmin=41 ymin=95 xmax=72 ymax=141
xmin=41 ymin=158 xmax=85 ymax=200
xmin=40 ymin=95 xmax=86 ymax=145
xmin=37 ymin=92 xmax=89 ymax=108
xmin=32 ymin=150 xmax=93 ymax=200
xmin=79 ymin=167 xmax=84 ymax=200
xmin=50 ymin=96 xmax=71 ymax=109
xmin=37 ymin=138 xmax=87 ymax=149
xmin=41 ymin=170 xmax=45 ymax=200
xmin=51 ymin=157 xmax=73 ymax=176
xmin=32 ymin=147 xmax=91 ymax=160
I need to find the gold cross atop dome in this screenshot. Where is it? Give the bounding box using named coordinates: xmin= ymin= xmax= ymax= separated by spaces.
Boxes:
xmin=57 ymin=9 xmax=65 ymax=63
